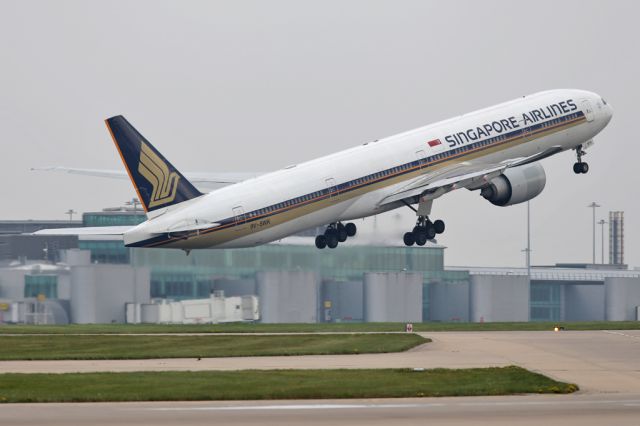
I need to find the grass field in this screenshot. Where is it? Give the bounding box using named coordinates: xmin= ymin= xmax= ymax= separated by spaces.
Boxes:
xmin=1 ymin=321 xmax=639 ymax=334
xmin=0 ymin=333 xmax=427 ymax=360
xmin=0 ymin=366 xmax=577 ymax=403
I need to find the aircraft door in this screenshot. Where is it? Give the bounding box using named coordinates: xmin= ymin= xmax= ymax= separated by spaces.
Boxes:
xmin=582 ymin=99 xmax=595 ymax=122
xmin=325 ymin=177 xmax=337 ymax=202
xmin=518 ymin=118 xmax=531 ymax=142
xmin=232 ymin=205 xmax=246 ymax=231
xmin=415 ymin=149 xmax=426 ymax=170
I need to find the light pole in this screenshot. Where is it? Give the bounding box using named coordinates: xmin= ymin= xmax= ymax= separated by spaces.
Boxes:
xmin=587 ymin=202 xmax=600 ymax=264
xmin=65 ymin=209 xmax=77 ymax=221
xmin=125 ymin=198 xmax=141 ymax=211
xmin=524 ymin=201 xmax=531 ymax=277
xmin=521 ymin=202 xmax=531 ymax=286
xmin=598 ymin=219 xmax=607 ymax=264
xmin=524 ymin=201 xmax=532 ymax=323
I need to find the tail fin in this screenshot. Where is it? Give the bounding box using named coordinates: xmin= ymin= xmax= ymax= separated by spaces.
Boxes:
xmin=105 ymin=115 xmax=203 ymax=213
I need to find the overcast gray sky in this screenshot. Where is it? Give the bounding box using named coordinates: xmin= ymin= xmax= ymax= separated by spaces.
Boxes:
xmin=1 ymin=0 xmax=637 ymax=268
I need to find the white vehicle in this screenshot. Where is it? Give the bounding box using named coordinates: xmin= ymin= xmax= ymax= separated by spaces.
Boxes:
xmin=36 ymin=89 xmax=613 ymax=250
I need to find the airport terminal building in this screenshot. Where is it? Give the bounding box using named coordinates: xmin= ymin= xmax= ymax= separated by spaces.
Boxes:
xmin=1 ymin=208 xmax=639 ymax=324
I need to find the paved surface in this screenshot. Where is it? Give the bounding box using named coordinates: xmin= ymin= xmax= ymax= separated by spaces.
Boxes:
xmin=2 ymin=330 xmax=640 ymax=425
xmin=2 ymin=330 xmax=640 ymax=393
xmin=2 ymin=394 xmax=640 ymax=426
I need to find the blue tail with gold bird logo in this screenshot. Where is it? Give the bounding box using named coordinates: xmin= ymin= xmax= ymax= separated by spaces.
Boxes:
xmin=105 ymin=115 xmax=203 ymax=213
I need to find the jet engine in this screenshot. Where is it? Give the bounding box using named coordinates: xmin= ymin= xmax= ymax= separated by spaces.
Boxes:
xmin=480 ymin=163 xmax=546 ymax=206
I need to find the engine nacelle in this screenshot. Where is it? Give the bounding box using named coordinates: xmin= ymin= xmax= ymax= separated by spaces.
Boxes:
xmin=480 ymin=163 xmax=546 ymax=206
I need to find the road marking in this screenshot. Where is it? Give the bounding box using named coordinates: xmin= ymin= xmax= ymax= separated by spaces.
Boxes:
xmin=602 ymin=331 xmax=640 ymax=339
xmin=145 ymin=399 xmax=640 ymax=412
xmin=147 ymin=403 xmax=442 ymax=411
xmin=458 ymin=399 xmax=640 ymax=407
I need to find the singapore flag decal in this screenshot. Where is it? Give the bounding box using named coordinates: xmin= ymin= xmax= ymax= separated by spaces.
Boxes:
xmin=427 ymin=139 xmax=442 ymax=148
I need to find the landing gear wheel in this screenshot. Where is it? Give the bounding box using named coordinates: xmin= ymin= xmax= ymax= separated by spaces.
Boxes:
xmin=580 ymin=162 xmax=589 ymax=174
xmin=337 ymin=228 xmax=348 ymax=242
xmin=403 ymin=211 xmax=446 ymax=246
xmin=425 ymin=224 xmax=436 ymax=240
xmin=315 ymin=235 xmax=327 ymax=249
xmin=345 ymin=223 xmax=357 ymax=237
xmin=403 ymin=232 xmax=415 ymax=246
xmin=573 ymin=162 xmax=582 ymax=174
xmin=573 ymin=162 xmax=589 ymax=174
xmin=326 ymin=234 xmax=339 ymax=249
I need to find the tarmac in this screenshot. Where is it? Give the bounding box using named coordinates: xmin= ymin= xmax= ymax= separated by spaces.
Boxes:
xmin=3 ymin=394 xmax=640 ymax=426
xmin=1 ymin=330 xmax=640 ymax=424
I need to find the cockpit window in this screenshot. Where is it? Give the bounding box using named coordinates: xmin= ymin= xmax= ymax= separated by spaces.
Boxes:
xmin=601 ymin=98 xmax=607 ymax=105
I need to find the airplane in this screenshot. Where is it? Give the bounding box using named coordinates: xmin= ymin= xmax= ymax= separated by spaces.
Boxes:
xmin=35 ymin=89 xmax=613 ymax=251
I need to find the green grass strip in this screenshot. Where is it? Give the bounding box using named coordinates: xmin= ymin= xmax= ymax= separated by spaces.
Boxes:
xmin=1 ymin=320 xmax=639 ymax=334
xmin=0 ymin=334 xmax=427 ymax=360
xmin=0 ymin=367 xmax=577 ymax=403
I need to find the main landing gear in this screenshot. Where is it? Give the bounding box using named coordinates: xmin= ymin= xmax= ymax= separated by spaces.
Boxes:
xmin=573 ymin=144 xmax=589 ymax=174
xmin=403 ymin=216 xmax=445 ymax=246
xmin=315 ymin=222 xmax=357 ymax=249
xmin=401 ymin=198 xmax=445 ymax=247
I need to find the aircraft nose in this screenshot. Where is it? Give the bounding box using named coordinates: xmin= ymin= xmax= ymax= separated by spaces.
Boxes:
xmin=603 ymin=100 xmax=613 ymax=124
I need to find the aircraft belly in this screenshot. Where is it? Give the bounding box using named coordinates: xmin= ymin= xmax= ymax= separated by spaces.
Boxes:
xmin=218 ymin=198 xmax=357 ymax=248
xmin=154 ymin=196 xmax=357 ymax=249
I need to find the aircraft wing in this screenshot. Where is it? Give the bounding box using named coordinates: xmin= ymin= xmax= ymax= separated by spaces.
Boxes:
xmin=380 ymin=164 xmax=506 ymax=204
xmin=380 ymin=146 xmax=563 ymax=205
xmin=31 ymin=167 xmax=261 ymax=188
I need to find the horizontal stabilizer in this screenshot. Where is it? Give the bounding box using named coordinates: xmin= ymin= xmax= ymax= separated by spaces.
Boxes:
xmin=31 ymin=167 xmax=261 ymax=187
xmin=32 ymin=226 xmax=133 ymax=236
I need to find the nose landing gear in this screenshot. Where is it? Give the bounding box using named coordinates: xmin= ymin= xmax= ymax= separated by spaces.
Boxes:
xmin=315 ymin=222 xmax=357 ymax=249
xmin=573 ymin=145 xmax=589 ymax=174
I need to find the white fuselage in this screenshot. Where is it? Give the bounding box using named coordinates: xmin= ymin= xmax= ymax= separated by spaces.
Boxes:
xmin=124 ymin=89 xmax=612 ymax=249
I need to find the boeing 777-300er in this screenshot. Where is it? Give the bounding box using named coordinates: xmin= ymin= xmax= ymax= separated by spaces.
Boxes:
xmin=35 ymin=89 xmax=613 ymax=251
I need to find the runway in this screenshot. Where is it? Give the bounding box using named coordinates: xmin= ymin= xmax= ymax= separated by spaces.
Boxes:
xmin=2 ymin=393 xmax=640 ymax=426
xmin=1 ymin=330 xmax=640 ymax=425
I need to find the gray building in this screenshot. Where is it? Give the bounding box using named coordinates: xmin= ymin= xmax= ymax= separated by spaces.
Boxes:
xmin=605 ymin=277 xmax=640 ymax=321
xmin=363 ymin=272 xmax=422 ymax=322
xmin=443 ymin=266 xmax=640 ymax=322
xmin=257 ymin=271 xmax=319 ymax=323
xmin=321 ymin=280 xmax=363 ymax=322
xmin=0 ymin=249 xmax=150 ymax=324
